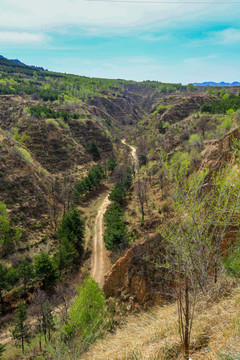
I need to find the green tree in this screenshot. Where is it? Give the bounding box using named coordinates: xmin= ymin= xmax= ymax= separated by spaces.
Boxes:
xmin=62 ymin=277 xmax=110 ymax=349
xmin=187 ymin=83 xmax=195 ymax=91
xmin=57 ymin=209 xmax=85 ymax=256
xmin=122 ymin=166 xmax=133 ymax=190
xmin=53 ymin=238 xmax=78 ymax=273
xmin=18 ymin=258 xmax=34 ymax=294
xmin=11 ymin=301 xmax=30 ymax=354
xmin=104 ymin=203 xmax=129 ymax=250
xmin=34 ymin=252 xmax=60 ymax=290
xmin=107 ymin=157 xmax=117 ymax=172
xmin=108 ymin=182 xmax=126 ymax=205
xmin=87 ymin=141 xmax=101 ymax=160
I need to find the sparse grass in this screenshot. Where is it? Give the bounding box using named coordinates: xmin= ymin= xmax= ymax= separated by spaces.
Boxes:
xmin=81 ymin=280 xmax=240 ymax=360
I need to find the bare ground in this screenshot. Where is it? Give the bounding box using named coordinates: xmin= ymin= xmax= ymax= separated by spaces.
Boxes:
xmin=91 ymin=194 xmax=112 ymax=289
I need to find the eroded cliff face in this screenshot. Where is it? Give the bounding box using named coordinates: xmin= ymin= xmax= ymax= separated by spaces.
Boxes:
xmin=199 ymin=127 xmax=240 ymax=173
xmin=104 ymin=234 xmax=173 ymax=307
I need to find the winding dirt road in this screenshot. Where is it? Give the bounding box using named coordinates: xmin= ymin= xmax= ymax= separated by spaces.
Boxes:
xmin=122 ymin=139 xmax=139 ymax=171
xmin=91 ymin=194 xmax=112 ymax=288
xmin=91 ymin=140 xmax=138 ymax=289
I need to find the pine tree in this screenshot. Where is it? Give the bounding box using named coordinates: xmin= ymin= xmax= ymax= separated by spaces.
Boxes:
xmin=18 ymin=258 xmax=34 ymax=294
xmin=12 ymin=301 xmax=30 ymax=354
xmin=34 ymin=252 xmax=60 ymax=290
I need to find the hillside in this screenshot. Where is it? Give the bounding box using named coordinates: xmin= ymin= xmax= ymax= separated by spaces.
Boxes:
xmin=0 ymin=57 xmax=240 ymax=360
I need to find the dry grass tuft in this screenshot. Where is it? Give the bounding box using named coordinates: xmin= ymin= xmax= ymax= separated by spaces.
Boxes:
xmin=81 ymin=279 xmax=240 ymax=360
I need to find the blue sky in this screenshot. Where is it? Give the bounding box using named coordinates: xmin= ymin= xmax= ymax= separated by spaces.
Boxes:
xmin=1 ymin=0 xmax=240 ymax=83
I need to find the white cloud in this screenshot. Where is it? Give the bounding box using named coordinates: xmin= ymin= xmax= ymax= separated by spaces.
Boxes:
xmin=0 ymin=31 xmax=49 ymax=44
xmin=0 ymin=0 xmax=230 ymax=32
xmin=184 ymin=54 xmax=218 ymax=64
xmin=140 ymin=34 xmax=170 ymax=42
xmin=216 ymin=28 xmax=240 ymax=44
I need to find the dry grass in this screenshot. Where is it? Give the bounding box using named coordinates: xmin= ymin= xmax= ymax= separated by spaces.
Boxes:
xmin=81 ymin=279 xmax=240 ymax=360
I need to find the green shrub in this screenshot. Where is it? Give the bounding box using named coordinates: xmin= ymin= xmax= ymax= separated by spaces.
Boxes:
xmin=62 ymin=277 xmax=111 ymax=348
xmin=45 ymin=118 xmax=60 ymax=129
xmin=10 ymin=146 xmax=33 ymax=164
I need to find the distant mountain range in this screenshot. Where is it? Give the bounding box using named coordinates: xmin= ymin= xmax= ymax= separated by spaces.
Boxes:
xmin=194 ymin=81 xmax=240 ymax=87
xmin=0 ymin=55 xmax=45 ymax=71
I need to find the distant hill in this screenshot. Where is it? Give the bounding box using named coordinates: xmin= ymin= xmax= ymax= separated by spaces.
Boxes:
xmin=0 ymin=54 xmax=45 ymax=71
xmin=194 ymin=81 xmax=240 ymax=87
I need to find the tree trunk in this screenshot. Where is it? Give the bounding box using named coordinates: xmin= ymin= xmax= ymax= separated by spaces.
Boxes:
xmin=0 ymin=292 xmax=4 ymax=314
xmin=184 ymin=270 xmax=190 ymax=360
xmin=21 ymin=333 xmax=24 ymax=354
xmin=141 ymin=204 xmax=144 ymax=223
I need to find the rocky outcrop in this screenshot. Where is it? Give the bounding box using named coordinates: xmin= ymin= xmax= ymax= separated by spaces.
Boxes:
xmin=199 ymin=127 xmax=240 ymax=173
xmin=103 ymin=233 xmax=173 ymax=307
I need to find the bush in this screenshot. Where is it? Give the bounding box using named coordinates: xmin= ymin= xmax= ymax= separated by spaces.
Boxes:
xmin=10 ymin=146 xmax=33 ymax=164
xmin=158 ymin=121 xmax=168 ymax=134
xmin=138 ymin=154 xmax=147 ymax=166
xmin=62 ymin=277 xmax=111 ymax=348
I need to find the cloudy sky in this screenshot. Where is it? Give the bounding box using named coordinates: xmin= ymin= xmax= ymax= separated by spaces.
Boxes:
xmin=1 ymin=0 xmax=240 ymax=83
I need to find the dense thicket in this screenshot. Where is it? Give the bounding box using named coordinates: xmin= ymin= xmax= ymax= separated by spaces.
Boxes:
xmin=201 ymin=93 xmax=240 ymax=114
xmin=73 ymin=165 xmax=106 ymax=202
xmin=29 ymin=105 xmax=80 ymax=119
xmin=104 ymin=167 xmax=132 ymax=250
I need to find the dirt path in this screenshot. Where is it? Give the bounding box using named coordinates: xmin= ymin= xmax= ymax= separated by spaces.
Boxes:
xmin=122 ymin=139 xmax=138 ymax=171
xmin=91 ymin=194 xmax=112 ymax=289
xmin=91 ymin=140 xmax=139 ymax=289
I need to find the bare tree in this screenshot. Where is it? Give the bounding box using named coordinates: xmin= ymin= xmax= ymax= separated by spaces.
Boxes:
xmin=161 ymin=160 xmax=240 ymax=359
xmin=61 ymin=175 xmax=74 ymax=216
xmin=136 ymin=178 xmax=147 ymax=223
xmin=197 ymin=115 xmax=210 ymax=137
xmin=52 ymin=284 xmax=76 ymax=324
xmin=47 ymin=177 xmax=62 ymax=232
xmin=29 ymin=290 xmax=55 ymax=348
